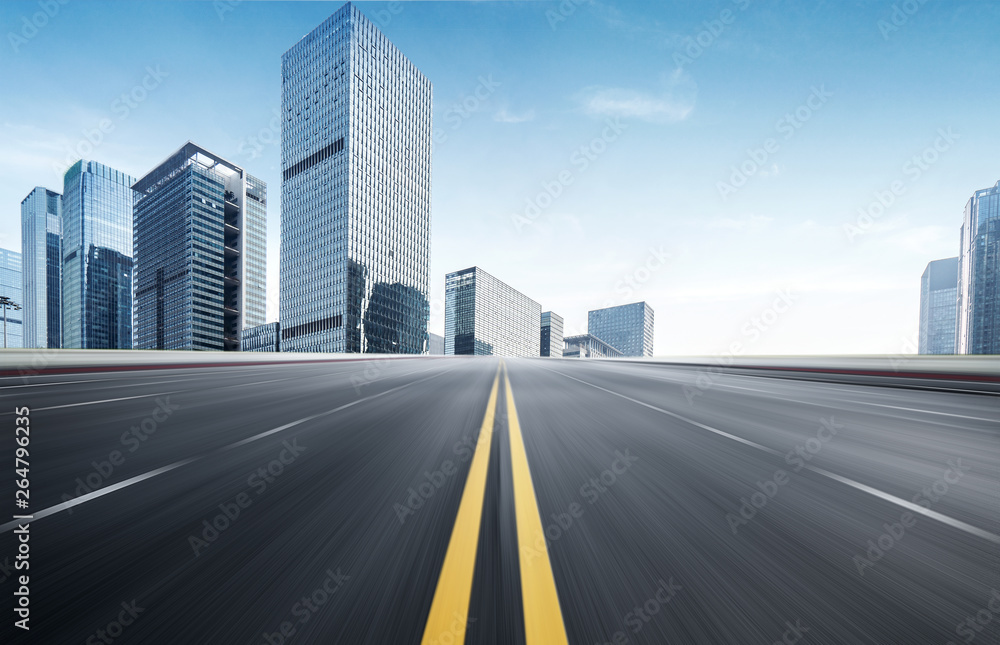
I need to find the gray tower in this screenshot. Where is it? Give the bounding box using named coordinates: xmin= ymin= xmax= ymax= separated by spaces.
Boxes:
xmin=61 ymin=160 xmax=135 ymax=349
xmin=918 ymin=257 xmax=958 ymax=355
xmin=20 ymin=187 xmax=62 ymax=348
xmin=280 ymin=2 xmax=432 ymax=353
xmin=133 ymin=143 xmax=266 ymax=350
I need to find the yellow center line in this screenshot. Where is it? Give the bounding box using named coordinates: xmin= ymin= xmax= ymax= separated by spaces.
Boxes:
xmin=504 ymin=363 xmax=570 ymax=645
xmin=420 ymin=364 xmax=501 ymax=645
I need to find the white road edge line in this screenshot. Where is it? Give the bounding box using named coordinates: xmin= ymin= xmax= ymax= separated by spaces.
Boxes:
xmin=0 ymin=364 xmax=455 ymax=533
xmin=541 ymin=365 xmax=1000 ymax=545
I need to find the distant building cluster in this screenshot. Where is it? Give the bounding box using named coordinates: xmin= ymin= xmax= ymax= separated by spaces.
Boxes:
xmin=917 ymin=180 xmax=1000 ymax=355
xmin=1 ymin=3 xmax=656 ymax=358
xmin=442 ymin=266 xmax=653 ymax=358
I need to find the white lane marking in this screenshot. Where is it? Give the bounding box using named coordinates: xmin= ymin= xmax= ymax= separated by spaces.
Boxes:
xmin=541 ymin=366 xmax=1000 ymax=545
xmin=0 ymin=364 xmax=455 ymax=533
xmin=619 ymin=369 xmax=999 ymax=424
xmin=0 ymin=378 xmax=117 ymax=390
xmin=2 ymin=391 xmax=185 ymax=413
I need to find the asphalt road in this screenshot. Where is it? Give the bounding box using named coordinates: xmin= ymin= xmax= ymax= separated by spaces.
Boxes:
xmin=0 ymin=356 xmax=997 ymax=644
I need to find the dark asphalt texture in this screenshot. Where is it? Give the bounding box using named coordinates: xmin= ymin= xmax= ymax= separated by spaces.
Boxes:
xmin=0 ymin=356 xmax=997 ymax=644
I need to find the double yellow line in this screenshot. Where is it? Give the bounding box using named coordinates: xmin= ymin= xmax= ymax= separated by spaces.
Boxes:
xmin=421 ymin=361 xmax=569 ymax=645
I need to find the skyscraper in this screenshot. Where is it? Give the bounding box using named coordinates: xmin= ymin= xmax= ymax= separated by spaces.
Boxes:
xmin=918 ymin=257 xmax=958 ymax=355
xmin=280 ymin=2 xmax=432 ymax=353
xmin=20 ymin=187 xmax=62 ymax=348
xmin=588 ymin=301 xmax=654 ymax=357
xmin=957 ymin=180 xmax=1000 ymax=354
xmin=541 ymin=311 xmax=564 ymax=357
xmin=445 ymin=267 xmax=541 ymax=357
xmin=0 ymin=248 xmax=23 ymax=349
xmin=61 ymin=160 xmax=135 ymax=349
xmin=133 ymin=143 xmax=267 ymax=351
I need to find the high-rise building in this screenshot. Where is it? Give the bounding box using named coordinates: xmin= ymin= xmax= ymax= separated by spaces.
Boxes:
xmin=0 ymin=248 xmax=23 ymax=349
xmin=61 ymin=160 xmax=135 ymax=349
xmin=20 ymin=187 xmax=62 ymax=348
xmin=133 ymin=143 xmax=267 ymax=351
xmin=541 ymin=311 xmax=564 ymax=357
xmin=588 ymin=301 xmax=654 ymax=357
xmin=958 ymin=180 xmax=1000 ymax=354
xmin=445 ymin=267 xmax=541 ymax=357
xmin=563 ymin=334 xmax=622 ymax=359
xmin=918 ymin=257 xmax=958 ymax=355
xmin=242 ymin=322 xmax=281 ymax=352
xmin=279 ymin=2 xmax=432 ymax=354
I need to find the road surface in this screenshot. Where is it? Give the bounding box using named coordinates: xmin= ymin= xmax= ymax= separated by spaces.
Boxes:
xmin=0 ymin=355 xmax=997 ymax=644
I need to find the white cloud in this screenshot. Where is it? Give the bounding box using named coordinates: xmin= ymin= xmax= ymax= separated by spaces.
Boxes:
xmin=577 ymin=70 xmax=696 ymax=123
xmin=493 ymin=107 xmax=535 ymax=124
xmin=710 ymin=214 xmax=774 ymax=230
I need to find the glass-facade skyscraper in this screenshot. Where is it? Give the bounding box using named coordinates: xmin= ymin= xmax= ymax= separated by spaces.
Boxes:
xmin=61 ymin=160 xmax=135 ymax=349
xmin=280 ymin=2 xmax=432 ymax=353
xmin=0 ymin=248 xmax=23 ymax=349
xmin=918 ymin=257 xmax=958 ymax=355
xmin=445 ymin=266 xmax=541 ymax=357
xmin=588 ymin=301 xmax=654 ymax=357
xmin=20 ymin=187 xmax=62 ymax=348
xmin=541 ymin=311 xmax=564 ymax=357
xmin=958 ymin=180 xmax=1000 ymax=354
xmin=133 ymin=143 xmax=266 ymax=351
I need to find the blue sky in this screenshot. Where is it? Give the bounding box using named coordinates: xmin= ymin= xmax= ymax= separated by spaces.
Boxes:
xmin=1 ymin=0 xmax=998 ymax=355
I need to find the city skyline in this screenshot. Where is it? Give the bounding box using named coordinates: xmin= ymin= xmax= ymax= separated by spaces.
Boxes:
xmin=2 ymin=1 xmax=999 ymax=354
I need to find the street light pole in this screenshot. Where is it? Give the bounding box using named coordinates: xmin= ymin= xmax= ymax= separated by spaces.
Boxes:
xmin=0 ymin=296 xmax=21 ymax=349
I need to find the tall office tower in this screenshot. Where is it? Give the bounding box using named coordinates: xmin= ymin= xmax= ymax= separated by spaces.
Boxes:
xmin=541 ymin=311 xmax=564 ymax=357
xmin=444 ymin=267 xmax=541 ymax=357
xmin=280 ymin=2 xmax=432 ymax=353
xmin=918 ymin=257 xmax=959 ymax=355
xmin=61 ymin=160 xmax=135 ymax=349
xmin=958 ymin=180 xmax=1000 ymax=354
xmin=0 ymin=248 xmax=23 ymax=349
xmin=20 ymin=187 xmax=62 ymax=348
xmin=133 ymin=143 xmax=267 ymax=351
xmin=588 ymin=301 xmax=654 ymax=357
